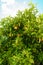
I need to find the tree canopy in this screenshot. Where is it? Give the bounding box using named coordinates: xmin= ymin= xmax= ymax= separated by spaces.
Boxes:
xmin=0 ymin=3 xmax=43 ymax=65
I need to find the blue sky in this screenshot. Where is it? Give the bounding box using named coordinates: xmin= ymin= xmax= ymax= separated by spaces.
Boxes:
xmin=0 ymin=0 xmax=43 ymax=19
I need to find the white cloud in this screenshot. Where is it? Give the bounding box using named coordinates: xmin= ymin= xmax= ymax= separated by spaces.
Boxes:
xmin=1 ymin=0 xmax=15 ymax=5
xmin=0 ymin=0 xmax=28 ymax=18
xmin=2 ymin=4 xmax=10 ymax=15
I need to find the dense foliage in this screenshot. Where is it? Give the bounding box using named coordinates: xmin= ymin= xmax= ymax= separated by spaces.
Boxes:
xmin=0 ymin=3 xmax=43 ymax=65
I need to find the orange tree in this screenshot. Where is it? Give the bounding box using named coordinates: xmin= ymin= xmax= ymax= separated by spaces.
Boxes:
xmin=0 ymin=3 xmax=43 ymax=65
